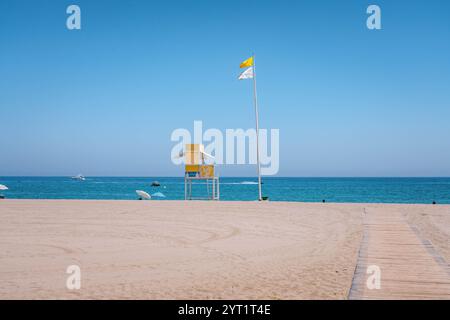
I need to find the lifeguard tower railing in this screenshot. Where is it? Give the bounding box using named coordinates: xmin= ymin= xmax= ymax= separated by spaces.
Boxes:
xmin=184 ymin=144 xmax=219 ymax=200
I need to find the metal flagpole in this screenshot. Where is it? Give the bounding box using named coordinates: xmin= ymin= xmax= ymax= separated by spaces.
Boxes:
xmin=252 ymin=54 xmax=262 ymax=201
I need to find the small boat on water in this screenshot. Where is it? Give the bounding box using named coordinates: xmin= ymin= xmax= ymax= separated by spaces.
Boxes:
xmin=151 ymin=181 xmax=161 ymax=187
xmin=71 ymin=174 xmax=86 ymax=181
xmin=0 ymin=184 xmax=8 ymax=199
xmin=136 ymin=190 xmax=151 ymax=200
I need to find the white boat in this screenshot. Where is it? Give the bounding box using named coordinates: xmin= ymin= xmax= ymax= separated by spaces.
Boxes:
xmin=0 ymin=184 xmax=7 ymax=199
xmin=136 ymin=190 xmax=151 ymax=200
xmin=71 ymin=174 xmax=86 ymax=181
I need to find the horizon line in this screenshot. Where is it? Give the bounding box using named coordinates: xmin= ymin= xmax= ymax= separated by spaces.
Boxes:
xmin=2 ymin=176 xmax=450 ymax=179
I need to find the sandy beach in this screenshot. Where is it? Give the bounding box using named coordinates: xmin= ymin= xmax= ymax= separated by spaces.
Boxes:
xmin=0 ymin=200 xmax=449 ymax=299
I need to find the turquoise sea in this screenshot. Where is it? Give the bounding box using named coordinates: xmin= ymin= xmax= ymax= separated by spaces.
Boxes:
xmin=1 ymin=177 xmax=450 ymax=204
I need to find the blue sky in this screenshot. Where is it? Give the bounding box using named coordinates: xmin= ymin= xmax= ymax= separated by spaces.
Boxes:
xmin=0 ymin=0 xmax=449 ymax=177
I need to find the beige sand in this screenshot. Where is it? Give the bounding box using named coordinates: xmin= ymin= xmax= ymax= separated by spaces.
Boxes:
xmin=403 ymin=205 xmax=450 ymax=263
xmin=0 ymin=200 xmax=448 ymax=300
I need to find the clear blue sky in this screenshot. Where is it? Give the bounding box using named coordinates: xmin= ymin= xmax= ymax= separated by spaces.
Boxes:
xmin=1 ymin=0 xmax=449 ymax=177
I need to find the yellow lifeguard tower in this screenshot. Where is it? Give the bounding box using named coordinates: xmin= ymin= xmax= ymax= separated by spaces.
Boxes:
xmin=184 ymin=144 xmax=219 ymax=200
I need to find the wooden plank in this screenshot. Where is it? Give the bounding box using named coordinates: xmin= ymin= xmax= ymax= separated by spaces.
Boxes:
xmin=349 ymin=207 xmax=450 ymax=300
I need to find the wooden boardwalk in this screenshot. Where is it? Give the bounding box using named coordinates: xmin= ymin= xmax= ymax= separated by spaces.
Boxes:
xmin=349 ymin=207 xmax=450 ymax=299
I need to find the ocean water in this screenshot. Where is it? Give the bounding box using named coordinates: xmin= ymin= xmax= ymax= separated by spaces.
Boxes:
xmin=1 ymin=177 xmax=450 ymax=204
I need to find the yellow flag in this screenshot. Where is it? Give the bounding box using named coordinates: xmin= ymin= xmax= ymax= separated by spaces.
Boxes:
xmin=240 ymin=56 xmax=253 ymax=68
